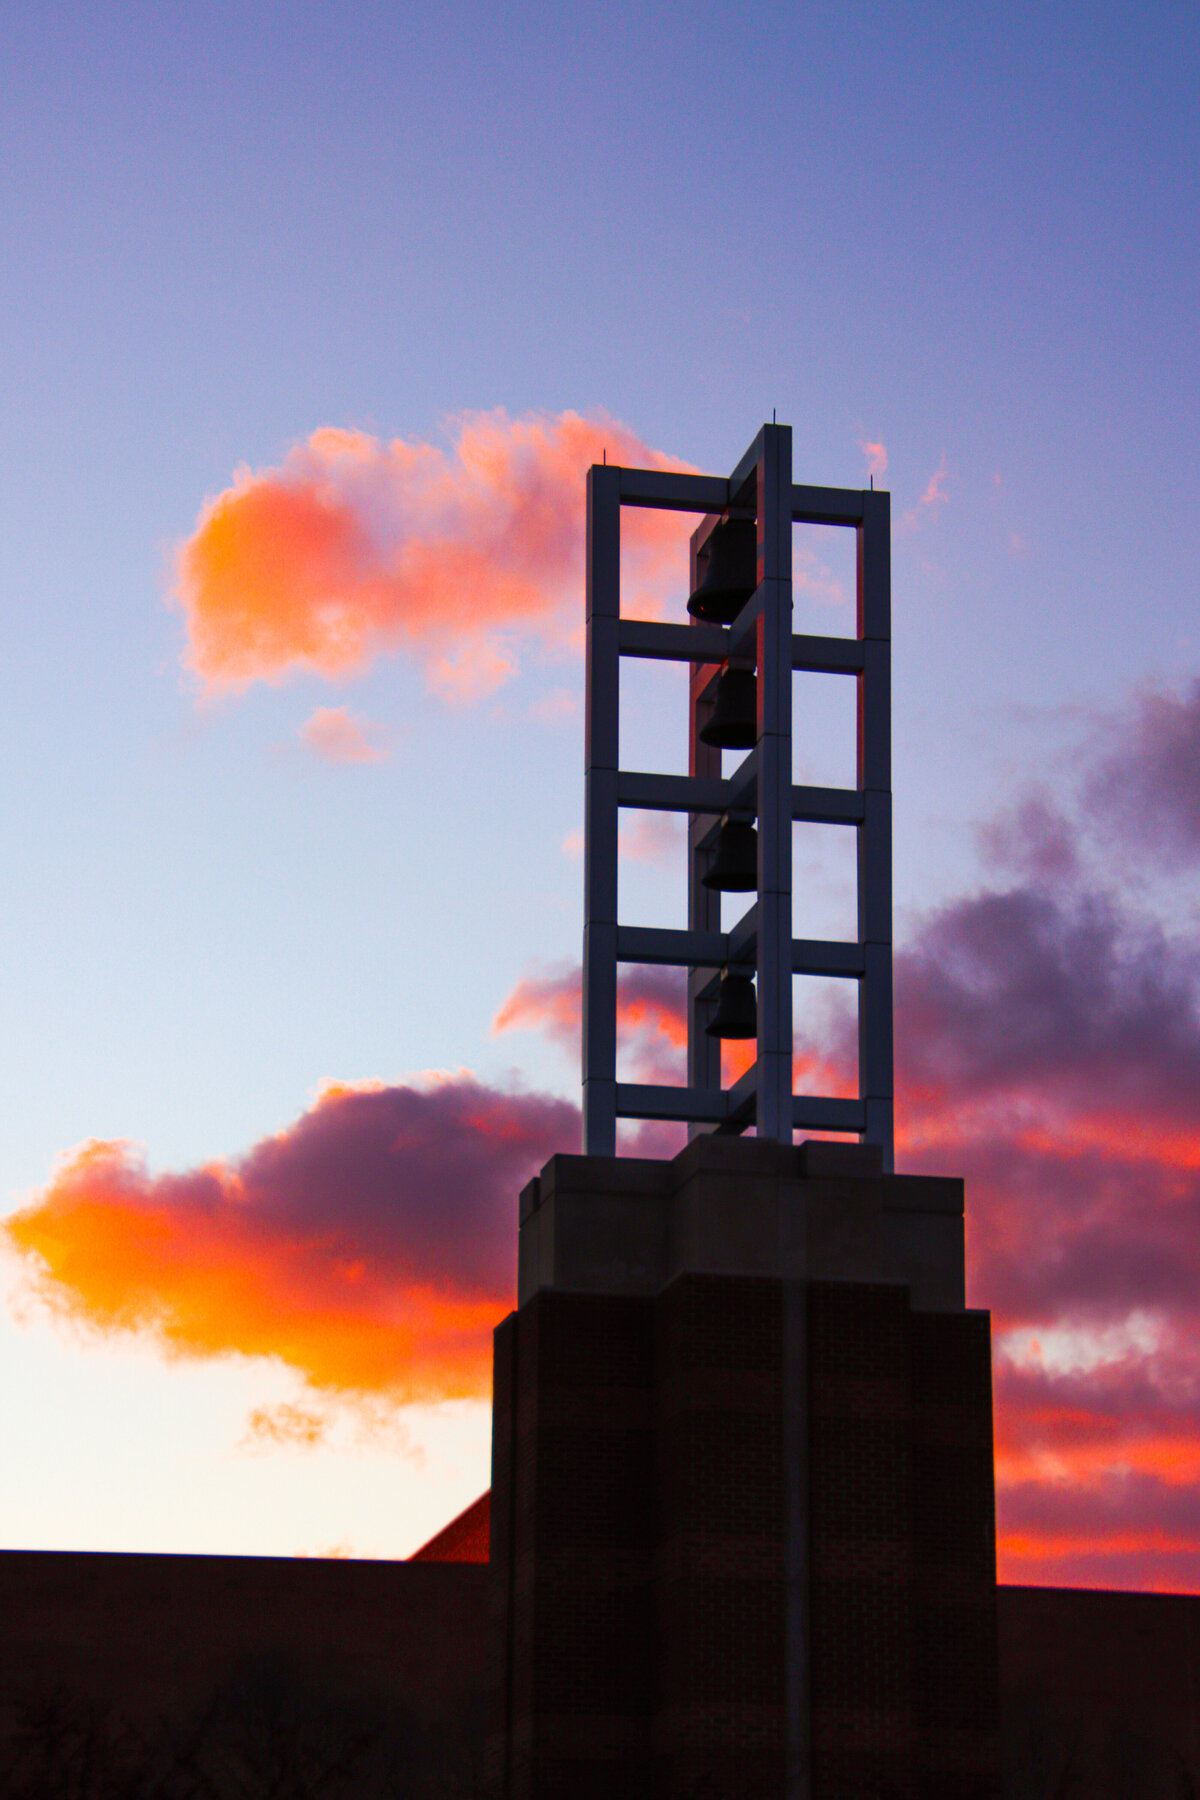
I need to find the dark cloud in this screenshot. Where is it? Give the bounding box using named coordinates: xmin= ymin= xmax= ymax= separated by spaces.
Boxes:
xmin=1086 ymin=678 xmax=1200 ymax=866
xmin=895 ymin=885 xmax=1200 ymax=1123
xmin=891 ymin=741 xmax=1200 ymax=1589
xmin=977 ymin=793 xmax=1079 ymax=882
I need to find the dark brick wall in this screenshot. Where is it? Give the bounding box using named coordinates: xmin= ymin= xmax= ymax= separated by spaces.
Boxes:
xmin=0 ymin=1552 xmax=487 ymax=1732
xmin=998 ymin=1585 xmax=1200 ymax=1797
xmin=655 ymin=1275 xmax=787 ymax=1800
xmin=911 ymin=1309 xmax=1000 ymax=1799
xmin=807 ymin=1286 xmax=1000 ymax=1799
xmin=485 ymin=1312 xmax=518 ymax=1796
xmin=809 ymin=1281 xmax=918 ymax=1799
xmin=11 ymin=1553 xmax=1200 ymax=1795
xmin=493 ymin=1290 xmax=656 ymax=1800
xmin=0 ymin=1551 xmax=489 ymax=1797
xmin=489 ymin=1275 xmax=999 ymax=1799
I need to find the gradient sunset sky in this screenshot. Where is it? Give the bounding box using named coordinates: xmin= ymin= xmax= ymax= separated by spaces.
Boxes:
xmin=2 ymin=0 xmax=1198 ymax=1583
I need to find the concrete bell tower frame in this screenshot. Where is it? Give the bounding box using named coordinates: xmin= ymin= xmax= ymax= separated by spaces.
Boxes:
xmin=582 ymin=422 xmax=894 ymax=1166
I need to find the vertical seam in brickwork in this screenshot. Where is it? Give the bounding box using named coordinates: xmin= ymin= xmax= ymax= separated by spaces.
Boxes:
xmin=785 ymin=1275 xmax=811 ymax=1800
xmin=500 ymin=1318 xmax=518 ymax=1800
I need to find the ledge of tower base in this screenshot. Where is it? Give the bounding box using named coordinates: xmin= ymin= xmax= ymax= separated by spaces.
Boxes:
xmin=517 ymin=1135 xmax=966 ymax=1314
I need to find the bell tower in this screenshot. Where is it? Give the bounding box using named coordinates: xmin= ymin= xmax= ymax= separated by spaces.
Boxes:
xmin=581 ymin=422 xmax=893 ymax=1163
xmin=486 ymin=425 xmax=1000 ymax=1800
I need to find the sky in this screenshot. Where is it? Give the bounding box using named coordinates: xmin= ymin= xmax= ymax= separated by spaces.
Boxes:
xmin=1 ymin=0 xmax=1198 ymax=1584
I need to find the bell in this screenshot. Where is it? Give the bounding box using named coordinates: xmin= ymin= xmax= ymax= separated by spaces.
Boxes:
xmin=701 ymin=817 xmax=758 ymax=892
xmin=699 ymin=667 xmax=757 ymax=750
xmin=687 ymin=517 xmax=758 ymax=623
xmin=706 ymin=971 xmax=757 ymax=1039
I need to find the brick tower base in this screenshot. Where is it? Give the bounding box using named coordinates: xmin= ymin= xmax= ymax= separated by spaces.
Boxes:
xmin=486 ymin=1138 xmax=999 ymax=1800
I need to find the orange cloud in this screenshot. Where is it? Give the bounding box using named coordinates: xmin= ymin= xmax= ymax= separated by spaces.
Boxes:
xmin=175 ymin=411 xmax=693 ymax=698
xmin=241 ymin=1401 xmax=330 ymax=1449
xmin=3 ymin=1076 xmax=578 ymax=1402
xmin=495 ymin=963 xmax=685 ymax=1077
xmin=493 ymin=966 xmax=583 ymax=1047
xmin=495 ymin=962 xmax=856 ymax=1101
xmin=299 ymin=705 xmax=387 ymax=764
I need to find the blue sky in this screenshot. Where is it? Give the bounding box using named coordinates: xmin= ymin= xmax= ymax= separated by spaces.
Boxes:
xmin=2 ymin=0 xmax=1198 ymax=1569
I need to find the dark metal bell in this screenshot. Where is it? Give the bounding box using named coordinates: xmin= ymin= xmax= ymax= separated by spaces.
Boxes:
xmin=699 ymin=667 xmax=757 ymax=750
xmin=687 ymin=517 xmax=758 ymax=623
xmin=705 ymin=971 xmax=757 ymax=1039
xmin=701 ymin=817 xmax=758 ymax=891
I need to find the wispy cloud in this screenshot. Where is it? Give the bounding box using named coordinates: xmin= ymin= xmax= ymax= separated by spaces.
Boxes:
xmin=174 ymin=411 xmax=692 ymax=701
xmin=977 ymin=794 xmax=1080 ymax=882
xmin=526 ymin=686 xmax=579 ymax=725
xmin=899 ymin=453 xmax=950 ymax=532
xmin=299 ymin=705 xmax=388 ymax=764
xmin=559 ymin=814 xmax=684 ymax=864
xmin=859 ymin=438 xmax=888 ymax=481
xmin=494 ymin=961 xmax=852 ymax=1099
xmin=793 ymin=536 xmax=850 ymax=610
xmin=494 ymin=962 xmax=686 ymax=1088
xmin=919 ymin=456 xmax=949 ymax=510
xmin=241 ymin=1400 xmax=331 ymax=1449
xmin=621 ymin=812 xmax=685 ymax=863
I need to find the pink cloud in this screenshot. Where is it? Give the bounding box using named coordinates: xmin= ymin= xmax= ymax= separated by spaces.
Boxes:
xmin=558 ymin=815 xmax=684 ymax=865
xmin=494 ymin=962 xmax=686 ymax=1083
xmin=793 ymin=538 xmax=850 ymax=610
xmin=299 ymin=705 xmax=387 ymax=764
xmin=920 ymin=456 xmax=949 ymax=509
xmin=859 ymin=438 xmax=888 ymax=480
xmin=174 ymin=411 xmax=693 ymax=700
xmin=899 ymin=453 xmax=950 ymax=532
xmin=526 ymin=687 xmax=579 ymax=725
xmin=620 ymin=812 xmax=685 ymax=863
